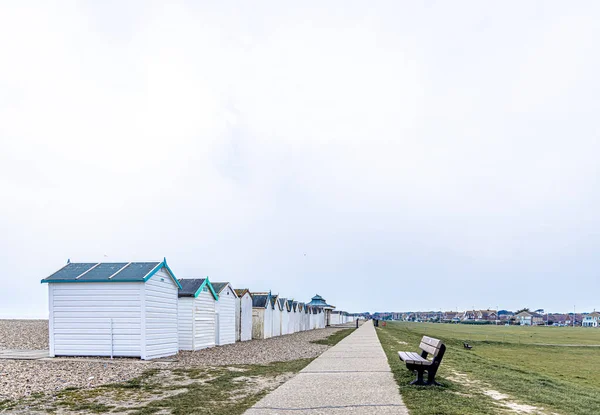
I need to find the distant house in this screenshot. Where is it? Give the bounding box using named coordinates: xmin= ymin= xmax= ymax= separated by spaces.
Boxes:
xmin=514 ymin=311 xmax=544 ymax=326
xmin=41 ymin=260 xmax=181 ymax=360
xmin=212 ymin=282 xmax=238 ymax=346
xmin=582 ymin=312 xmax=600 ymax=327
xmin=547 ymin=313 xmax=569 ymax=326
xmin=457 ymin=310 xmax=498 ymax=322
xmin=234 ymin=289 xmax=253 ymax=342
xmin=443 ymin=311 xmax=457 ymax=321
xmin=480 ymin=310 xmax=498 ymax=321
xmin=178 ymin=278 xmax=219 ymax=351
xmin=251 ymin=292 xmax=273 ymax=339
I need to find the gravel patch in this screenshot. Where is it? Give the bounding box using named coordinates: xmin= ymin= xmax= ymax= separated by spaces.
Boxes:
xmin=0 ymin=359 xmax=162 ymax=400
xmin=0 ymin=321 xmax=351 ymax=401
xmin=166 ymin=326 xmax=347 ymax=367
xmin=0 ymin=320 xmax=48 ymax=350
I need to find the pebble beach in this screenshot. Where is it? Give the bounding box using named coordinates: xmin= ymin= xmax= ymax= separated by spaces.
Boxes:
xmin=0 ymin=319 xmax=345 ymax=401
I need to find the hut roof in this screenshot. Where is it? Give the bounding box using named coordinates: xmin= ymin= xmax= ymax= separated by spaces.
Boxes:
xmin=178 ymin=278 xmax=218 ymax=300
xmin=252 ymin=293 xmax=271 ymax=308
xmin=40 ymin=260 xmax=181 ymax=288
xmin=211 ymin=282 xmax=237 ymax=297
xmin=234 ymin=288 xmax=251 ymax=298
xmin=306 ymin=294 xmax=335 ymax=309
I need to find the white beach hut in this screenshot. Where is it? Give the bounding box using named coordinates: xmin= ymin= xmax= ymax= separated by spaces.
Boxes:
xmin=292 ymin=301 xmax=300 ymax=333
xmin=306 ymin=294 xmax=335 ymax=327
xmin=234 ymin=289 xmax=253 ymax=342
xmin=41 ymin=259 xmax=181 ymax=360
xmin=297 ymin=303 xmax=304 ymax=331
xmin=178 ymin=278 xmax=219 ymax=351
xmin=272 ymin=295 xmax=282 ymax=337
xmin=286 ymin=300 xmax=295 ymax=334
xmin=251 ymin=292 xmax=273 ymax=339
xmin=212 ymin=282 xmax=238 ymax=346
xmin=330 ymin=311 xmax=341 ymax=325
xmin=302 ymin=304 xmax=310 ymax=331
xmin=310 ymin=306 xmax=318 ymax=329
xmin=279 ymin=298 xmax=290 ymax=335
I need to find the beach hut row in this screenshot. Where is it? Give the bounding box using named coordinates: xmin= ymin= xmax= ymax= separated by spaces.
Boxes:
xmin=40 ymin=259 xmax=358 ymax=360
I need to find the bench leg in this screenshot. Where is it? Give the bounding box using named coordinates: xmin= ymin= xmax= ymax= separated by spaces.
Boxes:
xmin=410 ymin=369 xmax=426 ymax=386
xmin=426 ymin=366 xmax=442 ymax=386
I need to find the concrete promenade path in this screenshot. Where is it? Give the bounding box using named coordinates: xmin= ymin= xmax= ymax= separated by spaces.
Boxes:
xmin=245 ymin=320 xmax=409 ymax=414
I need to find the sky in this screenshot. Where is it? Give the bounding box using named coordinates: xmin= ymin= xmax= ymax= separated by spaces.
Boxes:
xmin=1 ymin=1 xmax=599 ymax=318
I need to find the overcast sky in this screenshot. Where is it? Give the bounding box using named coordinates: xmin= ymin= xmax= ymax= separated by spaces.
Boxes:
xmin=1 ymin=1 xmax=599 ymax=318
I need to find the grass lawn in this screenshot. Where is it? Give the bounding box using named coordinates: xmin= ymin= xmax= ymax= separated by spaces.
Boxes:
xmin=377 ymin=322 xmax=600 ymax=415
xmin=2 ymin=328 xmax=356 ymax=415
xmin=311 ymin=328 xmax=355 ymax=346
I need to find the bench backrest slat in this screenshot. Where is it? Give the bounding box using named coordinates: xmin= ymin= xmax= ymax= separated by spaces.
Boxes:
xmin=419 ymin=342 xmax=440 ymax=356
xmin=419 ymin=336 xmax=443 ymax=357
xmin=422 ymin=336 xmax=442 ymax=348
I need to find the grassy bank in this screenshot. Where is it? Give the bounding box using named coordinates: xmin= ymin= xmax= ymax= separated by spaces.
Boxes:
xmin=311 ymin=327 xmax=355 ymax=346
xmin=377 ymin=322 xmax=600 ymax=415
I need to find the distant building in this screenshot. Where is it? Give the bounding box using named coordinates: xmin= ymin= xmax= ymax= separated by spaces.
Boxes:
xmin=251 ymin=292 xmax=273 ymax=339
xmin=582 ymin=312 xmax=600 ymax=327
xmin=41 ymin=260 xmax=181 ymax=360
xmin=211 ymin=282 xmax=238 ymax=346
xmin=514 ymin=311 xmax=544 ymax=326
xmin=234 ymin=289 xmax=253 ymax=342
xmin=457 ymin=310 xmax=498 ymax=322
xmin=306 ymin=294 xmax=335 ymax=326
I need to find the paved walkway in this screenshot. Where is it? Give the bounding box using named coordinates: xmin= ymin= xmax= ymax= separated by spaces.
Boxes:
xmin=245 ymin=321 xmax=408 ymax=414
xmin=0 ymin=349 xmax=49 ymax=360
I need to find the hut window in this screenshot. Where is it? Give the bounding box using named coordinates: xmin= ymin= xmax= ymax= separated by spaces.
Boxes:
xmin=203 ymin=287 xmax=208 ymax=292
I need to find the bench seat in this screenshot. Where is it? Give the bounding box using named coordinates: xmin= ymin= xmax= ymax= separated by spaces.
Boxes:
xmin=398 ymin=351 xmax=432 ymax=365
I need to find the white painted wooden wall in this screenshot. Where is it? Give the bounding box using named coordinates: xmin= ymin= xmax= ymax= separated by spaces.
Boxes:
xmin=49 ymin=282 xmax=142 ymax=358
xmin=178 ymin=289 xmax=216 ymax=351
xmin=239 ymin=293 xmax=253 ymax=341
xmin=215 ymin=285 xmax=236 ymax=345
xmin=264 ymin=304 xmax=273 ymax=338
xmin=281 ymin=306 xmax=289 ymax=335
xmin=287 ymin=309 xmax=295 ymax=334
xmin=317 ymin=310 xmax=325 ymax=329
xmin=143 ymin=270 xmax=179 ymax=359
xmin=48 ymin=268 xmax=179 ymax=360
xmin=252 ymin=308 xmax=265 ymax=339
xmin=272 ymin=302 xmax=282 ymax=337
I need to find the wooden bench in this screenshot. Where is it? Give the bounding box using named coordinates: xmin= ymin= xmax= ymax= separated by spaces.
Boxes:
xmin=398 ymin=336 xmax=446 ymax=386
